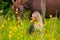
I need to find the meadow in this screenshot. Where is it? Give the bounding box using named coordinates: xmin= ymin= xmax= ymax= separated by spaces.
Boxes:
xmin=0 ymin=8 xmax=60 ymax=40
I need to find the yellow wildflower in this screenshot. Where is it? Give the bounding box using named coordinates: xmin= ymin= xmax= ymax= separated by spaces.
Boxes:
xmin=50 ymin=38 xmax=56 ymax=40
xmin=3 ymin=32 xmax=6 ymax=35
xmin=15 ymin=11 xmax=18 ymax=14
xmin=44 ymin=20 xmax=47 ymax=26
xmin=30 ymin=20 xmax=34 ymax=23
xmin=23 ymin=29 xmax=26 ymax=34
xmin=9 ymin=34 xmax=12 ymax=38
xmin=0 ymin=24 xmax=4 ymax=29
xmin=9 ymin=31 xmax=13 ymax=38
xmin=47 ymin=33 xmax=51 ymax=38
xmin=8 ymin=17 xmax=10 ymax=21
xmin=18 ymin=33 xmax=21 ymax=36
xmin=17 ymin=37 xmax=20 ymax=40
xmin=13 ymin=27 xmax=17 ymax=32
xmin=1 ymin=24 xmax=4 ymax=27
xmin=13 ymin=20 xmax=15 ymax=23
xmin=45 ymin=33 xmax=51 ymax=38
xmin=18 ymin=24 xmax=21 ymax=29
xmin=10 ymin=26 xmax=13 ymax=30
xmin=50 ymin=15 xmax=53 ymax=18
xmin=10 ymin=26 xmax=17 ymax=32
xmin=58 ymin=34 xmax=60 ymax=37
xmin=9 ymin=31 xmax=12 ymax=34
xmin=42 ymin=28 xmax=46 ymax=33
xmin=34 ymin=21 xmax=39 ymax=24
xmin=4 ymin=20 xmax=7 ymax=23
xmin=17 ymin=20 xmax=20 ymax=23
xmin=34 ymin=21 xmax=37 ymax=24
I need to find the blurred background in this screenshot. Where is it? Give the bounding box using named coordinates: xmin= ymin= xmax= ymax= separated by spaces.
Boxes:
xmin=0 ymin=0 xmax=60 ymax=40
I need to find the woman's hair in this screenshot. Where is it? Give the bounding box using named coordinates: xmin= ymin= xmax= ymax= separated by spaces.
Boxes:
xmin=32 ymin=11 xmax=42 ymax=22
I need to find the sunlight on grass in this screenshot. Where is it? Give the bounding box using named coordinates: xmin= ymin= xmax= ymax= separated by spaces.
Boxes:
xmin=0 ymin=10 xmax=60 ymax=40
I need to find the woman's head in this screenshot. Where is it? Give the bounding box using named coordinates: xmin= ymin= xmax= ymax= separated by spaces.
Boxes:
xmin=32 ymin=13 xmax=36 ymax=21
xmin=32 ymin=11 xmax=41 ymax=21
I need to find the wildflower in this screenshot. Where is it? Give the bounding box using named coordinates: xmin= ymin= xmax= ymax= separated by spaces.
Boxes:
xmin=23 ymin=29 xmax=26 ymax=34
xmin=15 ymin=11 xmax=18 ymax=14
xmin=58 ymin=34 xmax=60 ymax=37
xmin=45 ymin=33 xmax=51 ymax=38
xmin=44 ymin=21 xmax=47 ymax=26
xmin=13 ymin=27 xmax=17 ymax=32
xmin=10 ymin=26 xmax=13 ymax=30
xmin=47 ymin=33 xmax=51 ymax=38
xmin=17 ymin=37 xmax=20 ymax=40
xmin=44 ymin=20 xmax=47 ymax=26
xmin=9 ymin=31 xmax=12 ymax=34
xmin=1 ymin=24 xmax=4 ymax=27
xmin=18 ymin=24 xmax=21 ymax=29
xmin=10 ymin=26 xmax=17 ymax=32
xmin=34 ymin=21 xmax=39 ymax=24
xmin=13 ymin=20 xmax=15 ymax=23
xmin=3 ymin=32 xmax=6 ymax=35
xmin=30 ymin=20 xmax=34 ymax=23
xmin=42 ymin=28 xmax=46 ymax=33
xmin=4 ymin=20 xmax=7 ymax=23
xmin=0 ymin=24 xmax=4 ymax=29
xmin=8 ymin=17 xmax=10 ymax=21
xmin=18 ymin=33 xmax=21 ymax=36
xmin=17 ymin=20 xmax=20 ymax=23
xmin=9 ymin=34 xmax=12 ymax=38
xmin=9 ymin=31 xmax=13 ymax=38
xmin=50 ymin=38 xmax=56 ymax=40
xmin=49 ymin=15 xmax=53 ymax=18
xmin=34 ymin=21 xmax=37 ymax=24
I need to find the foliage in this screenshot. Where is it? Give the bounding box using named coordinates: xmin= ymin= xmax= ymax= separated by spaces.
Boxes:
xmin=0 ymin=10 xmax=60 ymax=40
xmin=0 ymin=0 xmax=12 ymax=10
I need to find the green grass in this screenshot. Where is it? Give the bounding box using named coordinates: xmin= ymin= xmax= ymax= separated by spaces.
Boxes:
xmin=0 ymin=9 xmax=60 ymax=40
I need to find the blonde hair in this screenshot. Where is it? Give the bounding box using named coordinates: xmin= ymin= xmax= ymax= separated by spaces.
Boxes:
xmin=32 ymin=11 xmax=44 ymax=31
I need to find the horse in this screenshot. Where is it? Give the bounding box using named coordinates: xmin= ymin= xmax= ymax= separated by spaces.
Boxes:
xmin=12 ymin=0 xmax=24 ymax=19
xmin=12 ymin=0 xmax=60 ymax=18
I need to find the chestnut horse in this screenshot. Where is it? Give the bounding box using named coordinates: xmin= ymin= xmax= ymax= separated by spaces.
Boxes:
xmin=12 ymin=0 xmax=60 ymax=18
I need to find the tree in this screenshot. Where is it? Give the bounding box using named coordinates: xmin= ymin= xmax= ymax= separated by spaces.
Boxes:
xmin=40 ymin=0 xmax=46 ymax=21
xmin=0 ymin=0 xmax=12 ymax=10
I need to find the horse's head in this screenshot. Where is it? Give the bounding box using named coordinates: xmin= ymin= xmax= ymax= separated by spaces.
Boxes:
xmin=12 ymin=0 xmax=26 ymax=18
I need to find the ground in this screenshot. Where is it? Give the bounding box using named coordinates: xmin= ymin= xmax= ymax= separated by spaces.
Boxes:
xmin=0 ymin=8 xmax=60 ymax=40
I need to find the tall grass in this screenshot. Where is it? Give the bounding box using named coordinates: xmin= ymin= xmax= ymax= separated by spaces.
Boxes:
xmin=0 ymin=8 xmax=60 ymax=40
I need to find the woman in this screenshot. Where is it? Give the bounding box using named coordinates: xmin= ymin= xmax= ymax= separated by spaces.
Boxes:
xmin=29 ymin=11 xmax=44 ymax=34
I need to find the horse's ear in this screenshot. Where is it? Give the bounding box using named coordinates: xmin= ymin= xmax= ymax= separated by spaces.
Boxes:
xmin=12 ymin=0 xmax=15 ymax=4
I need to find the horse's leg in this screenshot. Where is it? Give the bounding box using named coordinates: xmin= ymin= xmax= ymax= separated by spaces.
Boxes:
xmin=40 ymin=0 xmax=46 ymax=23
